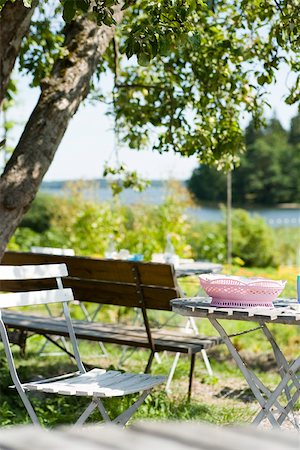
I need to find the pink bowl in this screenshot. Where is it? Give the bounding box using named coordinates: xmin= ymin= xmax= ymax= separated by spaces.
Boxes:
xmin=199 ymin=274 xmax=286 ymax=308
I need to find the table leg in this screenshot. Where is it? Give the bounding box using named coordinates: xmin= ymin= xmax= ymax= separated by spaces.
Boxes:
xmin=252 ymin=356 xmax=300 ymax=427
xmin=261 ymin=324 xmax=300 ymax=428
xmin=209 ymin=318 xmax=300 ymax=429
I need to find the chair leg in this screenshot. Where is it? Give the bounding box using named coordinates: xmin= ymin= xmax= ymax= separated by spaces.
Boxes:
xmin=76 ymin=391 xmax=152 ymax=427
xmin=76 ymin=400 xmax=98 ymax=425
xmin=0 ymin=321 xmax=40 ymax=426
xmin=76 ymin=398 xmax=112 ymax=425
xmin=95 ymin=398 xmax=111 ymax=422
xmin=16 ymin=386 xmax=41 ymax=426
xmin=145 ymin=351 xmax=155 ymax=373
xmin=113 ymin=389 xmax=152 ymax=426
xmin=188 ymin=353 xmax=196 ymax=401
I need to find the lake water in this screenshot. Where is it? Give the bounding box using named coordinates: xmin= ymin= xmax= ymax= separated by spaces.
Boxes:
xmin=40 ymin=183 xmax=300 ymax=228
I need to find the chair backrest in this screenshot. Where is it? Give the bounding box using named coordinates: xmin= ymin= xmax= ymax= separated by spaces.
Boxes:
xmin=0 ymin=262 xmax=84 ymax=374
xmin=0 ymin=264 xmax=72 ymax=308
xmin=31 ymin=246 xmax=75 ymax=256
xmin=2 ymin=252 xmax=182 ymax=311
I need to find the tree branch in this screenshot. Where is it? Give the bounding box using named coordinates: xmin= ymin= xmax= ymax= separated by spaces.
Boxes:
xmin=0 ymin=0 xmax=38 ymax=106
xmin=115 ymin=83 xmax=164 ymax=89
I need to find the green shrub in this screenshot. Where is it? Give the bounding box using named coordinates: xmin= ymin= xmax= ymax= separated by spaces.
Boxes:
xmin=7 ymin=186 xmax=292 ymax=268
xmin=188 ymin=209 xmax=280 ymax=267
xmin=231 ymin=209 xmax=280 ymax=267
xmin=19 ymin=194 xmax=55 ymax=233
xmin=8 ymin=227 xmax=42 ymax=251
xmin=188 ymin=221 xmax=226 ymax=264
xmin=9 ymin=182 xmax=193 ymax=260
xmin=274 ymin=227 xmax=300 ymax=266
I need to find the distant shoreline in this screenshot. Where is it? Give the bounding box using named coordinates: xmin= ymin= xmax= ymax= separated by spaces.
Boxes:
xmin=41 ymin=179 xmax=300 ymax=210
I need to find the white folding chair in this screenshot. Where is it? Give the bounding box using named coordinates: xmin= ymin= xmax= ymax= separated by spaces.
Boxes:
xmin=0 ymin=263 xmax=166 ymax=427
xmin=31 ymin=246 xmax=108 ymax=357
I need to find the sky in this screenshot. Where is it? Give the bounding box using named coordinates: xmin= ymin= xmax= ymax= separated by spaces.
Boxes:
xmin=5 ymin=63 xmax=299 ymax=182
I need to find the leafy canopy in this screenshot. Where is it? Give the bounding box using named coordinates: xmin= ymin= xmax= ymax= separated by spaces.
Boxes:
xmin=105 ymin=0 xmax=300 ymax=168
xmin=4 ymin=0 xmax=300 ymax=169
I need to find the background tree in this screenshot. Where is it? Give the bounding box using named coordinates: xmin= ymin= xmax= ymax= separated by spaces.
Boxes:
xmin=188 ymin=116 xmax=300 ymax=206
xmin=289 ymin=113 xmax=300 ymax=145
xmin=235 ymin=118 xmax=291 ymax=205
xmin=0 ymin=0 xmax=300 ymax=259
xmin=188 ymin=166 xmax=227 ymax=204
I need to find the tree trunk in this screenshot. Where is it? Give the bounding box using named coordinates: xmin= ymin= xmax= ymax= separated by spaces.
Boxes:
xmin=0 ymin=0 xmax=38 ymax=106
xmin=0 ymin=5 xmax=124 ymax=260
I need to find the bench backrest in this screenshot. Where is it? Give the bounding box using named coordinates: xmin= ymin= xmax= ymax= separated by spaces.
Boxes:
xmin=1 ymin=251 xmax=182 ymax=311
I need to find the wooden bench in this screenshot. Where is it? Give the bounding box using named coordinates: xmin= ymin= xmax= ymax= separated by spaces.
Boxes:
xmin=1 ymin=251 xmax=222 ymax=397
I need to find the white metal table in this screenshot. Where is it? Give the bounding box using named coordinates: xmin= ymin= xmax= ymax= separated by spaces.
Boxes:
xmin=171 ymin=297 xmax=300 ymax=429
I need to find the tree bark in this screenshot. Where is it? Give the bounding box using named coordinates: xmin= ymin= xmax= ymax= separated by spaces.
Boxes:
xmin=0 ymin=5 xmax=124 ymax=259
xmin=0 ymin=0 xmax=38 ymax=106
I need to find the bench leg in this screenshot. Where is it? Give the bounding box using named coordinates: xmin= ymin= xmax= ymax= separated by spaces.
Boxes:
xmin=145 ymin=351 xmax=155 ymax=373
xmin=8 ymin=330 xmax=28 ymax=357
xmin=165 ymin=352 xmax=180 ymax=393
xmin=188 ymin=353 xmax=196 ymax=401
xmin=201 ymin=349 xmax=213 ymax=376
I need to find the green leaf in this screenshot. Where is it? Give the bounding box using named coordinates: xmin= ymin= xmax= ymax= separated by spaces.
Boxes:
xmin=75 ymin=0 xmax=89 ymax=13
xmin=125 ymin=41 xmax=135 ymax=59
xmin=149 ymin=35 xmax=158 ymax=57
xmin=63 ymin=0 xmax=76 ymax=22
xmin=257 ymin=74 xmax=268 ymax=86
xmin=137 ymin=52 xmax=151 ymax=66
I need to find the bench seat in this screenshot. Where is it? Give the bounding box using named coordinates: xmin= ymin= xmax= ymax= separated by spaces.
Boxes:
xmin=2 ymin=310 xmax=222 ymax=354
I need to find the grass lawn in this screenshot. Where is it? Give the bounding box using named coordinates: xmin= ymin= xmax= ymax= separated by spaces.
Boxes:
xmin=0 ymin=265 xmax=299 ymax=428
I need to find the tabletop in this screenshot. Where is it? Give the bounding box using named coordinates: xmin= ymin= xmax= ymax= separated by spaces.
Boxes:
xmin=0 ymin=421 xmax=298 ymax=450
xmin=175 ymin=260 xmax=223 ymax=278
xmin=171 ymin=297 xmax=300 ymax=325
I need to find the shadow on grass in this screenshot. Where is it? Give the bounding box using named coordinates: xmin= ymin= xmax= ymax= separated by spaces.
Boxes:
xmin=216 ymin=386 xmax=256 ymax=403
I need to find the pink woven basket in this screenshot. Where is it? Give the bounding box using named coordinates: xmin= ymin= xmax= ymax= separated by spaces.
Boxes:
xmin=199 ymin=274 xmax=286 ymax=308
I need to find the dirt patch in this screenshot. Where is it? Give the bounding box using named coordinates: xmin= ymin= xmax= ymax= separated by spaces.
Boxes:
xmin=238 ymin=350 xmax=278 ymax=371
xmin=209 ymin=348 xmax=278 ymax=371
xmin=174 ymin=377 xmax=254 ymax=407
xmin=171 ymin=377 xmax=300 ymax=432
